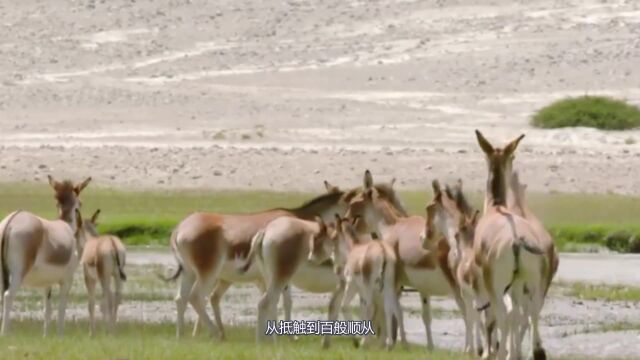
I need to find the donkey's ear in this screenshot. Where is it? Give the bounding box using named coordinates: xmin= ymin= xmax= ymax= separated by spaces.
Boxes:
xmin=363 ymin=170 xmax=373 ymax=189
xmin=324 ymin=180 xmax=338 ymax=193
xmin=390 ymin=177 xmax=396 ymax=188
xmin=475 ymin=130 xmax=494 ymax=155
xmin=75 ymin=177 xmax=92 ymax=194
xmin=504 ymin=134 xmax=525 ymax=156
xmin=91 ymin=209 xmax=101 ymax=223
xmin=47 ymin=175 xmax=57 ymax=189
xmin=431 ymin=180 xmax=441 ymax=196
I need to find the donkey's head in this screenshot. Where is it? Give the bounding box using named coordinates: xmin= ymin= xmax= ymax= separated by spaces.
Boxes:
xmin=454 ymin=209 xmax=480 ymax=251
xmin=48 ymin=175 xmax=92 ymax=227
xmin=425 ymin=179 xmax=475 ymax=251
xmin=475 ymin=130 xmax=524 ymax=206
xmin=74 ymin=209 xmax=101 ymax=255
xmin=308 ymin=216 xmax=337 ymax=266
xmin=344 ymin=170 xmax=402 ymax=235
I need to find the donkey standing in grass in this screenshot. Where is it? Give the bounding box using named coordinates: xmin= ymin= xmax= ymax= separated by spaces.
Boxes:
xmin=167 ymin=179 xmax=406 ymax=340
xmin=425 ymin=180 xmax=488 ymax=356
xmin=344 ymin=170 xmax=469 ymax=351
xmin=0 ymin=176 xmax=91 ymax=336
xmin=308 ymin=215 xmax=407 ymax=350
xmin=473 ymin=130 xmax=549 ymax=360
xmin=76 ymin=209 xmax=127 ymax=336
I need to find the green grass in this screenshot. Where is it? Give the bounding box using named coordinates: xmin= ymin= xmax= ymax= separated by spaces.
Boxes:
xmin=531 ymin=95 xmax=640 ymax=130
xmin=0 ymin=320 xmax=624 ymax=360
xmin=0 ymin=321 xmax=458 ymax=360
xmin=2 ymin=183 xmax=640 ymax=251
xmin=565 ymin=282 xmax=640 ymax=302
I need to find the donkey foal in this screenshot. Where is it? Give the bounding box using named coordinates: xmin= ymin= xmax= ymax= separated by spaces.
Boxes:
xmin=76 ymin=209 xmax=127 ymax=335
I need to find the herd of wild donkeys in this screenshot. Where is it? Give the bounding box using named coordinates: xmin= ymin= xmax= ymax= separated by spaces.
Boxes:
xmin=0 ymin=130 xmax=557 ymax=360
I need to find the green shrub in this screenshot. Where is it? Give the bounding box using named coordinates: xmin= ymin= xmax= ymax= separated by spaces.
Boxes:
xmin=531 ymin=96 xmax=640 ymax=130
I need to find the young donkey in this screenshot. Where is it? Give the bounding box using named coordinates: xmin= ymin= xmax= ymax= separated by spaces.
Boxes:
xmin=168 ymin=180 xmax=407 ymax=340
xmin=308 ymin=215 xmax=407 ymax=350
xmin=0 ymin=176 xmax=91 ymax=336
xmin=76 ymin=209 xmax=127 ymax=335
xmin=473 ymin=130 xmax=549 ymax=360
xmin=236 ymin=186 xmax=407 ymax=347
xmin=425 ymin=180 xmax=488 ymax=356
xmin=345 ymin=170 xmax=469 ymax=351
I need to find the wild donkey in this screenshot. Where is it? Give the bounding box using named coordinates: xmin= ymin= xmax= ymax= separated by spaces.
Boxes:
xmin=76 ymin=209 xmax=127 ymax=335
xmin=425 ymin=180 xmax=488 ymax=356
xmin=345 ymin=170 xmax=468 ymax=351
xmin=309 ymin=215 xmax=407 ymax=350
xmin=473 ymin=130 xmax=549 ymax=360
xmin=235 ymin=185 xmax=407 ymax=347
xmin=168 ymin=180 xmax=406 ymax=340
xmin=0 ymin=176 xmax=91 ymax=336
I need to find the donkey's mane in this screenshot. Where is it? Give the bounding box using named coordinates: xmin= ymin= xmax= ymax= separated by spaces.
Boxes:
xmin=275 ymin=190 xmax=346 ymax=219
xmin=290 ymin=190 xmax=345 ymax=211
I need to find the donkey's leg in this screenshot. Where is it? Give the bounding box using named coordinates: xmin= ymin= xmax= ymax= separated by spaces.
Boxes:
xmin=99 ymin=272 xmax=115 ymax=334
xmin=84 ymin=268 xmax=97 ymax=336
xmin=257 ymin=281 xmax=285 ymax=343
xmin=454 ymin=288 xmax=475 ymax=355
xmin=188 ymin=257 xmax=225 ymax=339
xmin=529 ymin=284 xmax=546 ymax=360
xmin=358 ymin=287 xmax=376 ymax=349
xmin=322 ymin=278 xmax=346 ymax=349
xmin=462 ymin=296 xmax=476 ymax=355
xmin=43 ymin=288 xmax=53 ymax=337
xmin=506 ymin=284 xmax=525 ymax=360
xmin=383 ymin=283 xmax=406 ymax=350
xmin=175 ymin=268 xmax=195 ymax=339
xmin=203 ymin=279 xmax=232 ymax=340
xmin=1 ymin=272 xmax=22 ymax=336
xmin=113 ymin=272 xmax=123 ymax=327
xmin=340 ymin=281 xmax=360 ymax=348
xmin=56 ymin=276 xmax=74 ymax=336
xmin=420 ymin=294 xmax=435 ymax=351
xmin=491 ymin=293 xmax=509 ymax=360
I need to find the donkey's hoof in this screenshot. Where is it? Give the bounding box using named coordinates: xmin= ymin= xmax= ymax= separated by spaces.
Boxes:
xmin=352 ymin=337 xmax=361 ymax=348
xmin=533 ymin=348 xmax=547 ymax=360
xmin=321 ymin=338 xmax=330 ymax=349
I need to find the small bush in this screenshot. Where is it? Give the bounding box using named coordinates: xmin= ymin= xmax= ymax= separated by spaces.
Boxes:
xmin=531 ymin=96 xmax=640 ymax=130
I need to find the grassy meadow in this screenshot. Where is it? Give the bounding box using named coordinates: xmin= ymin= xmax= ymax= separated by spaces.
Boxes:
xmin=0 ymin=320 xmax=624 ymax=360
xmin=1 ymin=182 xmax=640 ymax=251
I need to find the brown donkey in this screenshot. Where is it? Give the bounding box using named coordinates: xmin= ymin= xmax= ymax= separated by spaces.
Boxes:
xmin=168 ymin=181 xmax=406 ymax=340
xmin=76 ymin=209 xmax=127 ymax=336
xmin=309 ymin=215 xmax=407 ymax=350
xmin=236 ymin=215 xmax=342 ymax=344
xmin=426 ymin=180 xmax=489 ymax=356
xmin=473 ymin=130 xmax=548 ymax=360
xmin=0 ymin=176 xmax=91 ymax=336
xmin=344 ymin=170 xmax=467 ymax=351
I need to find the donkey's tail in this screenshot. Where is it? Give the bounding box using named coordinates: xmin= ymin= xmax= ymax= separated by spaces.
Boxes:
xmin=0 ymin=211 xmax=22 ymax=296
xmin=109 ymin=236 xmax=127 ymax=282
xmin=504 ymin=236 xmax=545 ymax=294
xmin=236 ymin=229 xmax=265 ymax=273
xmin=157 ymin=228 xmax=183 ymax=282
